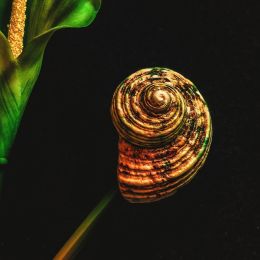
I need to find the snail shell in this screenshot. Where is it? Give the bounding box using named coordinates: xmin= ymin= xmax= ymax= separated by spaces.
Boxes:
xmin=111 ymin=68 xmax=212 ymax=203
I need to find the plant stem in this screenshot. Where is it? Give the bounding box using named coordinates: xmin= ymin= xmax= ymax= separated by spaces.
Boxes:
xmin=54 ymin=190 xmax=116 ymax=260
xmin=8 ymin=0 xmax=27 ymax=58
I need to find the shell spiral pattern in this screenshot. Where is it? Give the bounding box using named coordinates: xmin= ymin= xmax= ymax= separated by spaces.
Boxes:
xmin=111 ymin=68 xmax=212 ymax=203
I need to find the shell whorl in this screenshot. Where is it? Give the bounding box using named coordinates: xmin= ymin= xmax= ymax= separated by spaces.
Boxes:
xmin=111 ymin=68 xmax=212 ymax=203
xmin=111 ymin=68 xmax=187 ymax=148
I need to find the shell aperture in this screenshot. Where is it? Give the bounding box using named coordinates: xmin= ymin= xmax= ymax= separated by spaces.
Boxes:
xmin=111 ymin=68 xmax=212 ymax=203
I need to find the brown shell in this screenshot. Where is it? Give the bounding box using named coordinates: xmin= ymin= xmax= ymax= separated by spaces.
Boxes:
xmin=111 ymin=68 xmax=212 ymax=203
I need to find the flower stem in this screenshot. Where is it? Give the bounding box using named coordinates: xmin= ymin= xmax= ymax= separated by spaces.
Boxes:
xmin=54 ymin=190 xmax=116 ymax=260
xmin=8 ymin=0 xmax=27 ymax=58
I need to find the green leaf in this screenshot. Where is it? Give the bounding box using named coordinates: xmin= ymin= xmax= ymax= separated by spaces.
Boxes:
xmin=19 ymin=0 xmax=101 ymax=108
xmin=24 ymin=0 xmax=101 ymax=43
xmin=0 ymin=0 xmax=101 ymax=160
xmin=0 ymin=32 xmax=21 ymax=161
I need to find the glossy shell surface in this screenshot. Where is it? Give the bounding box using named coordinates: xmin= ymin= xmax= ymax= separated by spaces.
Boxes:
xmin=111 ymin=68 xmax=212 ymax=203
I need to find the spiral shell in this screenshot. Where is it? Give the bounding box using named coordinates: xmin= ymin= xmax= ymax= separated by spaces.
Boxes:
xmin=111 ymin=68 xmax=212 ymax=203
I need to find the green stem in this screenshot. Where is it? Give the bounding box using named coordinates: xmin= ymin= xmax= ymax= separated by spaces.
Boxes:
xmin=54 ymin=190 xmax=116 ymax=260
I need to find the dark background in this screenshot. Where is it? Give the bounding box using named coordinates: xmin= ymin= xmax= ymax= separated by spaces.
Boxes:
xmin=0 ymin=0 xmax=259 ymax=259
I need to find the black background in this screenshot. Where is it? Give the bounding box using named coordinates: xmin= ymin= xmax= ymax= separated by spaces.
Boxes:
xmin=0 ymin=0 xmax=259 ymax=259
